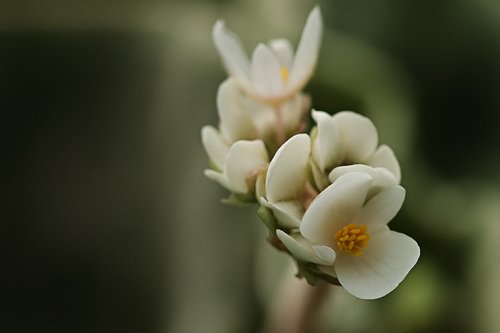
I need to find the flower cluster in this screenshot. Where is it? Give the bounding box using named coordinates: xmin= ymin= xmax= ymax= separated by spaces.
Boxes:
xmin=201 ymin=6 xmax=419 ymax=299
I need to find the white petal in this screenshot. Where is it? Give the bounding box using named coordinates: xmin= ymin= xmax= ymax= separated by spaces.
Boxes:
xmin=329 ymin=164 xmax=398 ymax=188
xmin=251 ymin=44 xmax=285 ymax=96
xmin=309 ymin=159 xmax=330 ymax=191
xmin=288 ymin=6 xmax=322 ymax=91
xmin=335 ymin=229 xmax=420 ymax=299
xmin=367 ymin=145 xmax=401 ymax=183
xmin=204 ymin=169 xmax=230 ymax=190
xmin=260 ymin=198 xmax=302 ymax=228
xmin=268 ymin=38 xmax=294 ymax=69
xmin=217 ymin=79 xmax=257 ymax=142
xmin=312 ymin=110 xmax=342 ymax=171
xmin=301 ymin=172 xmax=373 ymax=244
xmin=277 ymin=230 xmax=335 ymax=265
xmin=266 ymin=134 xmax=311 ymax=203
xmin=332 ymin=111 xmax=378 ymax=163
xmin=354 ymin=185 xmax=405 ymax=227
xmin=312 ymin=246 xmax=337 ymax=265
xmin=201 ymin=125 xmax=229 ymax=171
xmin=329 ymin=164 xmax=398 ymax=201
xmin=212 ymin=20 xmax=253 ymax=91
xmin=225 ymin=140 xmax=269 ymax=194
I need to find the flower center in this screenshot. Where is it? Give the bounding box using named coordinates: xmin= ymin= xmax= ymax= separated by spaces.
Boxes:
xmin=281 ymin=66 xmax=289 ymax=82
xmin=335 ymin=223 xmax=370 ymax=256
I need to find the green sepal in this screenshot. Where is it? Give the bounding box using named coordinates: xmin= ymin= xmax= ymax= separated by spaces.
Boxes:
xmin=221 ymin=193 xmax=255 ymax=207
xmin=296 ymin=260 xmax=341 ymax=286
xmin=257 ymin=205 xmax=277 ymax=232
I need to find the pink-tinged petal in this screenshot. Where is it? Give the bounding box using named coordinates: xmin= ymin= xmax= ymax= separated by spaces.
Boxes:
xmin=266 ymin=134 xmax=311 ymax=203
xmin=217 ymin=79 xmax=257 ymax=142
xmin=288 ymin=6 xmax=322 ymax=92
xmin=277 ymin=230 xmax=335 ymax=265
xmin=212 ymin=20 xmax=252 ymax=91
xmin=251 ymin=44 xmax=285 ymax=96
xmin=260 ymin=197 xmax=303 ymax=228
xmin=225 ymin=140 xmax=269 ymax=194
xmin=201 ymin=125 xmax=229 ymax=171
xmin=312 ymin=110 xmax=342 ymax=171
xmin=335 ymin=229 xmax=420 ymax=299
xmin=367 ymin=145 xmax=401 ymax=183
xmin=268 ymin=39 xmax=294 ymax=69
xmin=354 ymin=185 xmax=405 ymax=227
xmin=301 ymin=172 xmax=373 ymax=244
xmin=332 ymin=111 xmax=378 ymax=163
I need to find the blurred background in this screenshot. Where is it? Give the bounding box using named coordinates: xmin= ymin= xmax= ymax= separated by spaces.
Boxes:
xmin=2 ymin=0 xmax=500 ymax=332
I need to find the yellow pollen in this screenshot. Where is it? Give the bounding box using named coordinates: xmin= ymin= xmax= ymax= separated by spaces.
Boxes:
xmin=280 ymin=66 xmax=289 ymax=82
xmin=334 ymin=223 xmax=370 ymax=256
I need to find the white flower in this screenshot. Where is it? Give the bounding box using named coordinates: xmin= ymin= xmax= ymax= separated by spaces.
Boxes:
xmin=216 ymin=79 xmax=310 ymax=147
xmin=299 ymin=171 xmax=420 ymax=299
xmin=311 ymin=110 xmax=401 ymax=190
xmin=260 ymin=134 xmax=314 ymax=228
xmin=203 ymin=138 xmax=269 ymax=196
xmin=212 ymin=6 xmax=322 ymax=106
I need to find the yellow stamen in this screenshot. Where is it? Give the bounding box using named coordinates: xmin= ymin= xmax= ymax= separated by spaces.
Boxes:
xmin=281 ymin=66 xmax=288 ymax=82
xmin=334 ymin=223 xmax=370 ymax=256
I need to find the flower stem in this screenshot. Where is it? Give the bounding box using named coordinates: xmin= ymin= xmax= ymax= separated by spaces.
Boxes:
xmin=261 ymin=266 xmax=330 ymax=333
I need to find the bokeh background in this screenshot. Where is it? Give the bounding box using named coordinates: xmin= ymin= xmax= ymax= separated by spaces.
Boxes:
xmin=3 ymin=0 xmax=500 ymax=332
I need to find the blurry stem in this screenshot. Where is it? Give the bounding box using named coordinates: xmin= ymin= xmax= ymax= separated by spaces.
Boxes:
xmin=261 ymin=270 xmax=330 ymax=333
xmin=274 ymin=105 xmax=286 ymax=147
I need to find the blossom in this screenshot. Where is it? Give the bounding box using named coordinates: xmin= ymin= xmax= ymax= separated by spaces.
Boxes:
xmin=260 ymin=134 xmax=314 ymax=228
xmin=310 ymin=110 xmax=401 ymax=190
xmin=297 ymin=171 xmax=419 ymax=299
xmin=202 ymin=137 xmax=269 ymax=197
xmin=212 ymin=6 xmax=322 ymax=106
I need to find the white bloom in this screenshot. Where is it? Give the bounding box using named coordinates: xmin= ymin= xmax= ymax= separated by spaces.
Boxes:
xmin=216 ymin=79 xmax=309 ymax=147
xmin=299 ymin=171 xmax=420 ymax=299
xmin=260 ymin=134 xmax=314 ymax=228
xmin=203 ymin=138 xmax=269 ymax=196
xmin=212 ymin=6 xmax=322 ymax=106
xmin=311 ymin=110 xmax=401 ymax=189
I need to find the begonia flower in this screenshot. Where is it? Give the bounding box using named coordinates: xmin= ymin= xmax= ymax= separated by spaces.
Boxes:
xmin=299 ymin=171 xmax=419 ymax=299
xmin=212 ymin=6 xmax=322 ymax=106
